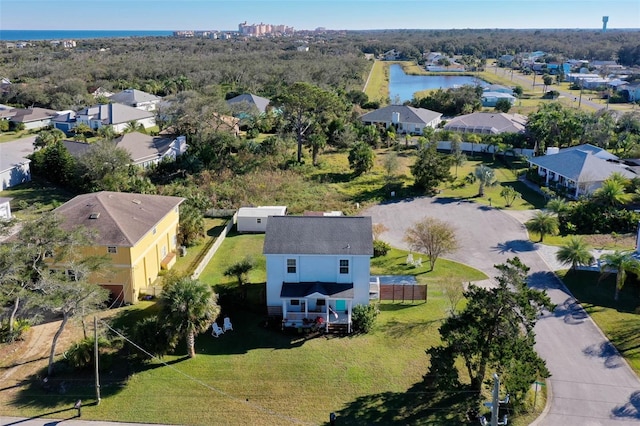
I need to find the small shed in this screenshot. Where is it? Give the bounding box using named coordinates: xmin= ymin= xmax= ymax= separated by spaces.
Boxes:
xmin=237 ymin=206 xmax=287 ymax=233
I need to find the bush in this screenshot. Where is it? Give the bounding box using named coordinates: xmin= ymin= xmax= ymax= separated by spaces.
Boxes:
xmin=0 ymin=318 xmax=32 ymax=343
xmin=63 ymin=336 xmax=121 ymax=370
xmin=373 ymin=239 xmax=391 ymax=257
xmin=130 ymin=315 xmax=177 ymax=359
xmin=351 ymin=304 xmax=379 ymax=333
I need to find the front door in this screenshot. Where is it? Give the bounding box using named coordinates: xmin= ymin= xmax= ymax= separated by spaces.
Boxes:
xmin=335 ymin=300 xmax=346 ymax=313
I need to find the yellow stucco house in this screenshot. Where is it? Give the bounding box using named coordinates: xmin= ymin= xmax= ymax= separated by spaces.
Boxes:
xmin=53 ymin=191 xmax=185 ymax=304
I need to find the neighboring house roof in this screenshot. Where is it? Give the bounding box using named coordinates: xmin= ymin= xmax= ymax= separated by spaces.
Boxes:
xmin=63 ymin=132 xmax=184 ymax=165
xmin=529 ymin=146 xmax=636 ymax=183
xmin=77 ymin=103 xmax=154 ymax=125
xmin=109 ymin=89 xmax=161 ymax=105
xmin=226 ymin=93 xmax=271 ymax=113
xmin=559 ymin=143 xmax=618 ymax=160
xmin=263 ymin=216 xmax=373 ymax=256
xmin=444 ymin=112 xmax=527 ymax=134
xmin=54 ymin=191 xmax=184 ymax=247
xmin=52 ymin=111 xmax=76 ymax=123
xmin=113 ymin=132 xmax=183 ymax=164
xmin=10 ymin=107 xmax=58 ymax=123
xmin=0 ymin=138 xmax=33 ymax=173
xmin=360 ymin=105 xmax=442 ymax=125
xmin=481 ymin=92 xmax=516 ymax=101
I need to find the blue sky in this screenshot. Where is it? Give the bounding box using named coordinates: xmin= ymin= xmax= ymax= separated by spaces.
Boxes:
xmin=1 ymin=0 xmax=638 ymax=31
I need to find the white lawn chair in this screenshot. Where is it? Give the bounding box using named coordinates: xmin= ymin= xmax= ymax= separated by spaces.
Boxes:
xmin=415 ymin=258 xmax=423 ymax=268
xmin=211 ymin=322 xmax=224 ymax=337
xmin=223 ymin=317 xmax=233 ymax=332
xmin=406 ymin=253 xmax=414 ymax=265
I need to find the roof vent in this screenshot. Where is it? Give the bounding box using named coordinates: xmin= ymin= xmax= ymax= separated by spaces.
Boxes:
xmin=89 ymin=212 xmax=100 ymax=219
xmin=132 ymin=199 xmax=141 ymax=205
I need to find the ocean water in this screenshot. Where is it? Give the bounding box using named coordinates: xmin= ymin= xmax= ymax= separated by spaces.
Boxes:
xmin=0 ymin=30 xmax=173 ymax=41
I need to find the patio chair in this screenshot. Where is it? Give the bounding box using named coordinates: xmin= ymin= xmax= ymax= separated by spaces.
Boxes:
xmin=223 ymin=317 xmax=233 ymax=332
xmin=211 ymin=322 xmax=224 ymax=337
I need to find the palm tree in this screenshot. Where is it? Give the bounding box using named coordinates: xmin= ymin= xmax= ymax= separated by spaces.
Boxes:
xmin=124 ymin=120 xmax=146 ymax=134
xmin=545 ymin=197 xmax=569 ymax=215
xmin=467 ymin=134 xmax=481 ymax=158
xmin=525 ymin=212 xmax=558 ymax=242
xmin=161 ymin=277 xmax=220 ymax=358
xmin=97 ymin=125 xmax=116 ymax=141
xmin=593 ymin=178 xmax=631 ymax=207
xmin=600 ymin=251 xmax=640 ymax=301
xmin=474 ymin=165 xmax=496 ymax=197
xmin=556 ymin=236 xmax=594 ymax=274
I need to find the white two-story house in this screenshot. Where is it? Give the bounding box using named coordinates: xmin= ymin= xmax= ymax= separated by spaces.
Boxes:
xmin=263 ymin=216 xmax=373 ymax=333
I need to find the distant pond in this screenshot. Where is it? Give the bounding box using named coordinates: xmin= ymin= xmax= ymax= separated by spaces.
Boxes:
xmin=388 ymin=64 xmax=487 ymax=103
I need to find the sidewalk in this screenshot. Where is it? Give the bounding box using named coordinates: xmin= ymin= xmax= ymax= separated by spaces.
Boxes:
xmin=0 ymin=416 xmax=177 ymax=426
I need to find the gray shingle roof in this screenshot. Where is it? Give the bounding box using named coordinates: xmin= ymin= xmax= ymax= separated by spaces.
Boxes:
xmin=360 ymin=105 xmax=441 ymax=126
xmin=263 ymin=216 xmax=373 ymax=256
xmin=280 ymin=282 xmax=354 ymax=298
xmin=113 ymin=132 xmax=176 ymax=164
xmin=109 ymin=89 xmax=161 ymax=106
xmin=444 ymin=112 xmax=527 ymax=134
xmin=76 ymin=103 xmax=153 ymax=125
xmin=54 ymin=191 xmax=184 ymax=246
xmin=10 ymin=107 xmax=58 ymax=123
xmin=226 ymin=93 xmax=271 ymax=113
xmin=0 ymin=138 xmax=33 ymax=173
xmin=64 ymin=134 xmax=177 ymax=165
xmin=529 ymin=148 xmax=636 ymax=182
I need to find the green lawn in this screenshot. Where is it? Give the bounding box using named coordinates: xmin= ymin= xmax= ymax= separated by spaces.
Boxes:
xmin=0 ymin=178 xmax=75 ymax=218
xmin=439 ymin=157 xmax=547 ymax=210
xmin=10 ymin=280 xmax=490 ymax=425
xmin=561 ymin=270 xmax=640 ymax=374
xmin=363 ymin=60 xmax=389 ymax=104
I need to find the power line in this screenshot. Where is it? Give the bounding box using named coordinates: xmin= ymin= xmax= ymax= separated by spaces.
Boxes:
xmin=100 ymin=319 xmax=313 ymax=425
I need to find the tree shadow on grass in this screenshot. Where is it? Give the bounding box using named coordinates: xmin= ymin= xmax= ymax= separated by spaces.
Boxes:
xmin=381 ymin=318 xmax=443 ymax=338
xmin=562 ymin=270 xmax=638 ymax=314
xmin=327 ymin=378 xmax=479 ymax=425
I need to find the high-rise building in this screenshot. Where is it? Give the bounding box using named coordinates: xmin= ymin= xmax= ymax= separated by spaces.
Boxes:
xmin=602 ymin=16 xmax=609 ymax=32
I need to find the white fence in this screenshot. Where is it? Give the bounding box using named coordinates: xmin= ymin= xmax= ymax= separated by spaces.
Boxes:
xmin=436 ymin=141 xmax=534 ymax=159
xmin=191 ymin=212 xmax=238 ymax=280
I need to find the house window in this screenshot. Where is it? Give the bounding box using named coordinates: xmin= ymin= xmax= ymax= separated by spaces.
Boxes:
xmin=290 ymin=299 xmax=300 ymax=305
xmin=107 ymin=246 xmax=117 ymax=254
xmin=257 ymin=218 xmax=262 ymax=224
xmin=161 ymin=246 xmax=167 ymax=257
xmin=340 ymin=259 xmax=349 ymax=274
xmin=287 ymin=258 xmax=296 ymax=273
xmin=317 ymin=299 xmax=326 ymax=306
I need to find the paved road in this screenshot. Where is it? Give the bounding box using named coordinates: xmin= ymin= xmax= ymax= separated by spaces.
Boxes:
xmin=363 ymin=197 xmax=640 ymax=425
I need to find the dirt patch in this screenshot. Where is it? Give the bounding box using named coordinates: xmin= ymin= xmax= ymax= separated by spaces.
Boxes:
xmin=583 ymin=233 xmax=635 ymax=250
xmin=0 ymin=311 xmax=120 ymax=409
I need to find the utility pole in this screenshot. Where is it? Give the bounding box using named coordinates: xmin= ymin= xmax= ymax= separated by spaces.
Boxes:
xmin=491 ymin=373 xmax=500 ymax=426
xmin=94 ymin=316 xmax=101 ymax=404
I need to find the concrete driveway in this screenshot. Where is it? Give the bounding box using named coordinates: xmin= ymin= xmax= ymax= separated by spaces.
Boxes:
xmin=363 ymin=197 xmax=640 ymax=425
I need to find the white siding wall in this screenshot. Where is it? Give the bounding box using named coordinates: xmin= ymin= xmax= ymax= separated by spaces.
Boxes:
xmin=265 ymin=254 xmax=371 ymax=307
xmin=237 ymin=216 xmax=268 ymax=233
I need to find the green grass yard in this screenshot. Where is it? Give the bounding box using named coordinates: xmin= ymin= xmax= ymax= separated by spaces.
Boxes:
xmin=561 ymin=270 xmax=640 ymax=374
xmin=8 ymin=233 xmax=493 ymax=425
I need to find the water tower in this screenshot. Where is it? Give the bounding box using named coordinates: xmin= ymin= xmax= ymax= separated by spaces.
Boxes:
xmin=602 ymin=16 xmax=609 ymax=32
